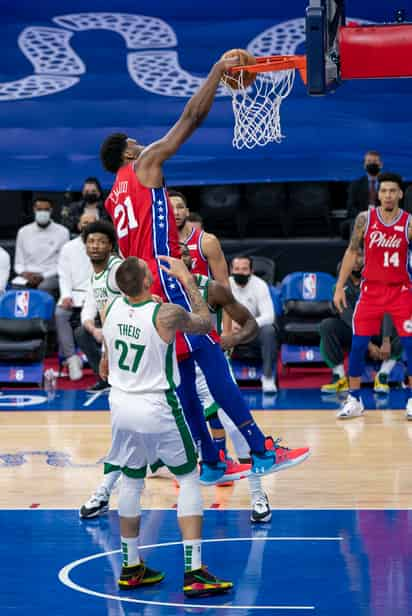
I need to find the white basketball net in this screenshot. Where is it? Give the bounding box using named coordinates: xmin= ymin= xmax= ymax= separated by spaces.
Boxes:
xmin=224 ymin=68 xmax=296 ymax=149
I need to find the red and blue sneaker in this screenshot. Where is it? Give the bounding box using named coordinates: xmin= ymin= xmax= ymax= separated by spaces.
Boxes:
xmin=251 ymin=437 xmax=310 ymax=476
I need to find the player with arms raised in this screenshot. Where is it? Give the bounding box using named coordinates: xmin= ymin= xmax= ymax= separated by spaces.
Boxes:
xmin=334 ymin=173 xmax=412 ymax=419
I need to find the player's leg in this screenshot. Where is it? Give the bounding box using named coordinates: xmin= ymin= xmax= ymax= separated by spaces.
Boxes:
xmin=157 ymin=420 xmax=233 ymax=597
xmin=176 ymin=362 xmax=248 ymax=485
xmin=337 ymin=291 xmax=381 ymax=419
xmin=387 ymin=289 xmax=412 ymax=419
xmin=79 ymin=468 xmax=121 ymax=519
xmin=320 ymin=317 xmax=351 ymax=393
xmin=218 ymin=409 xmax=271 ymax=523
xmin=195 ymin=338 xmax=310 ymax=475
xmin=117 ymin=474 xmax=165 ymax=590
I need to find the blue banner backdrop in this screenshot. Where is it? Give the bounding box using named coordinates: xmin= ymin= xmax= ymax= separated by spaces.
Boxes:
xmin=0 ymin=1 xmax=411 ymax=190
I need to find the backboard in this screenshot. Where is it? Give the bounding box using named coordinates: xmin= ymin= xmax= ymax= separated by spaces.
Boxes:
xmin=305 ymin=0 xmax=345 ymax=95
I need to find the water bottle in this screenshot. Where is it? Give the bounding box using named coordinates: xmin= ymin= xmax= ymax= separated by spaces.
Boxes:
xmin=43 ymin=368 xmax=57 ymax=401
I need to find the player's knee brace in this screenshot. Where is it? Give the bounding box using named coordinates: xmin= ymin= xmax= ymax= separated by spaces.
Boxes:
xmin=176 ymin=470 xmax=203 ymax=518
xmin=401 ymin=337 xmax=412 ymax=375
xmin=218 ymin=409 xmax=250 ymax=459
xmin=349 ymin=335 xmax=370 ymax=377
xmin=118 ymin=476 xmax=144 ymax=518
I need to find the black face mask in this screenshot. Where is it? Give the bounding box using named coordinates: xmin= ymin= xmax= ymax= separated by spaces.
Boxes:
xmin=84 ymin=192 xmax=99 ymax=204
xmin=233 ymin=273 xmax=250 ymax=286
xmin=365 ymin=163 xmax=380 ymax=176
xmin=351 ymin=269 xmax=362 ymax=279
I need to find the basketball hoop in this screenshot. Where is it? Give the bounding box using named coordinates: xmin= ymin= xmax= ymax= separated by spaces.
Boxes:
xmin=223 ymin=55 xmax=307 ymax=149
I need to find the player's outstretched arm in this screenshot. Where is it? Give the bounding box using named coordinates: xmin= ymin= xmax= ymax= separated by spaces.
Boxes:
xmin=334 ymin=211 xmax=367 ymax=313
xmin=156 ymin=256 xmax=212 ymax=340
xmin=208 ymin=280 xmax=258 ymax=348
xmin=136 ymin=56 xmax=240 ymax=186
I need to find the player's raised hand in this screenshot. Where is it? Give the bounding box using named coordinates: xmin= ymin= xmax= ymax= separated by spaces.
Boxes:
xmin=216 ymin=53 xmax=241 ymax=74
xmin=333 ymin=286 xmax=347 ymax=313
xmin=158 ymin=255 xmax=191 ymax=282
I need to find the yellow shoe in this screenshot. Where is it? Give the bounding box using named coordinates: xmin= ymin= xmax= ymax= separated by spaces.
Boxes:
xmin=374 ymin=373 xmax=390 ymax=394
xmin=321 ymin=376 xmax=349 ymax=393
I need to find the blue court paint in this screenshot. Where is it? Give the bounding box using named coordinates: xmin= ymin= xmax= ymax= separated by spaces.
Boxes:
xmin=0 ymin=387 xmax=408 ymax=412
xmin=1 ymin=509 xmax=411 ymax=615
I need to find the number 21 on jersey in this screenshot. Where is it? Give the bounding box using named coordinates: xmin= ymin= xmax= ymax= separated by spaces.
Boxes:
xmin=114 ymin=196 xmax=138 ymax=238
xmin=383 ymin=251 xmax=400 ymax=268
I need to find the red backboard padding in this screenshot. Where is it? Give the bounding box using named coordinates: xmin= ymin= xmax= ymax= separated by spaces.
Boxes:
xmin=340 ymin=24 xmax=412 ymax=79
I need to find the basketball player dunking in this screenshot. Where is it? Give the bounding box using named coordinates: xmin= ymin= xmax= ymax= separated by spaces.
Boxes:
xmin=100 ymin=57 xmax=309 ymax=484
xmin=334 ymin=173 xmax=412 ymax=419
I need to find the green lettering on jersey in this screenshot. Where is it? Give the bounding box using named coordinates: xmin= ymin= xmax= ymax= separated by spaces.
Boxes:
xmin=114 ymin=340 xmax=146 ymax=373
xmin=117 ymin=323 xmax=141 ymax=340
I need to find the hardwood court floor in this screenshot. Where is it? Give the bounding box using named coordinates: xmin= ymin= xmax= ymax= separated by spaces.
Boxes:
xmin=1 ymin=408 xmax=411 ymax=510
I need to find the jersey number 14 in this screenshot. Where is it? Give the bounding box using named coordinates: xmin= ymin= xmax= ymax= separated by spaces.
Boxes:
xmin=383 ymin=251 xmax=400 ymax=268
xmin=114 ymin=196 xmax=138 ymax=238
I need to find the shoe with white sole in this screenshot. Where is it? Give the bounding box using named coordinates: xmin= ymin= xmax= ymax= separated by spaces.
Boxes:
xmin=67 ymin=354 xmax=83 ymax=381
xmin=405 ymin=397 xmax=412 ymax=421
xmin=250 ymin=492 xmax=272 ymax=523
xmin=79 ymin=486 xmax=110 ymax=518
xmin=336 ymin=394 xmax=365 ymax=419
xmin=261 ymin=377 xmax=277 ymax=394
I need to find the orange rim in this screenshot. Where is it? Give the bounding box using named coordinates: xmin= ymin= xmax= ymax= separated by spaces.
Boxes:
xmin=229 ymin=54 xmax=307 ymax=85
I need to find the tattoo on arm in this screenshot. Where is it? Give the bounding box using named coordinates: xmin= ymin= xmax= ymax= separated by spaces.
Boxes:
xmin=349 ymin=212 xmax=367 ymax=251
xmin=157 ymin=303 xmax=211 ymax=335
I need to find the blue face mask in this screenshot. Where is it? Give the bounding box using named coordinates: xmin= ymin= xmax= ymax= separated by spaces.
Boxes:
xmin=35 ymin=210 xmax=51 ymax=226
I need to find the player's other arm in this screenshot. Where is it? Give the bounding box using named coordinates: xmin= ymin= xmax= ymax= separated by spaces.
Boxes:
xmin=208 ymin=281 xmax=258 ymax=349
xmin=156 ymin=256 xmax=212 ymax=341
xmin=334 ymin=212 xmax=366 ymax=313
xmin=201 ymin=233 xmax=229 ymax=286
xmin=136 ymin=56 xmax=240 ymax=186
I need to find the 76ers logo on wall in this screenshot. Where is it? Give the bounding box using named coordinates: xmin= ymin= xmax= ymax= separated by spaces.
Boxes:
xmin=302 ymin=273 xmax=317 ymax=300
xmin=14 ymin=291 xmax=29 ymax=317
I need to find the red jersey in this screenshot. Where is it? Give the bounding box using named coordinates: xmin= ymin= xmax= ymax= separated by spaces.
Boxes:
xmin=105 ymin=163 xmax=180 ymax=296
xmin=184 ymin=227 xmax=210 ymax=276
xmin=362 ymin=207 xmax=411 ymax=285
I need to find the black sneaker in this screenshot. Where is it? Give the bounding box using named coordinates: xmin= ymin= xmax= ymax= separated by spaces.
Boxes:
xmin=250 ymin=491 xmax=272 ymax=523
xmin=86 ymin=380 xmax=111 ymax=393
xmin=183 ymin=566 xmax=233 ymax=597
xmin=79 ymin=487 xmax=110 ymax=519
xmin=118 ymin=562 xmax=165 ymax=589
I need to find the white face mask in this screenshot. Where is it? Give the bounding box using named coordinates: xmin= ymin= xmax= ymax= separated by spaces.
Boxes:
xmin=35 ymin=210 xmax=51 ymax=226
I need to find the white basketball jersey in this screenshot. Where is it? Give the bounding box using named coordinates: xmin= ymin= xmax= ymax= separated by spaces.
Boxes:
xmin=91 ymin=254 xmax=122 ymax=316
xmin=103 ymin=297 xmax=180 ymax=393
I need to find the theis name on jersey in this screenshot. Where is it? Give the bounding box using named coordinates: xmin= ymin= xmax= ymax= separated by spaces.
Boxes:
xmin=368 ymin=231 xmax=402 ymax=249
xmin=117 ymin=323 xmax=141 ymax=341
xmin=110 ymin=181 xmax=128 ymax=205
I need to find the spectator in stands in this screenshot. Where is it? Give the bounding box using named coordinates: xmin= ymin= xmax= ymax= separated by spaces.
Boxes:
xmin=341 ymin=150 xmax=383 ymax=239
xmin=187 ymin=211 xmax=203 ymax=230
xmin=13 ymin=197 xmax=69 ymax=297
xmin=0 ymin=245 xmax=10 ymax=294
xmin=61 ymin=177 xmax=107 ymax=234
xmin=320 ymin=253 xmax=402 ymax=394
xmin=230 ymin=256 xmax=278 ymax=393
xmin=55 ymin=212 xmax=98 ymax=381
xmin=75 ymin=287 xmax=108 ymax=392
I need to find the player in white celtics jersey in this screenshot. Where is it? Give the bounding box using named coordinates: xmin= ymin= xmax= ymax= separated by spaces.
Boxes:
xmin=181 ymin=244 xmax=273 ymax=523
xmin=100 ymin=255 xmax=233 ymax=597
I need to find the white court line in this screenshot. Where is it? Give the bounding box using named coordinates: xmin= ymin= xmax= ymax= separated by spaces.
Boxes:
xmin=83 ymin=390 xmax=106 ymax=407
xmin=0 ymin=424 xmax=110 ymax=429
xmin=58 ymin=536 xmax=332 ymax=610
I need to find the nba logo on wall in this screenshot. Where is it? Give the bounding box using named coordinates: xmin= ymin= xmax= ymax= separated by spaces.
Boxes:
xmin=302 ymin=273 xmax=317 ymax=299
xmin=14 ymin=291 xmax=29 ymax=317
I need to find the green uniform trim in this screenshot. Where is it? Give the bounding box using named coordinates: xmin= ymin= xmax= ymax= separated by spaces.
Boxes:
xmin=104 ymin=295 xmax=120 ymax=320
xmin=123 ymin=298 xmax=154 ymax=308
xmin=151 ymin=302 xmax=161 ymax=328
xmin=204 ymin=400 xmax=220 ymax=420
xmin=104 ymin=461 xmax=147 ymax=478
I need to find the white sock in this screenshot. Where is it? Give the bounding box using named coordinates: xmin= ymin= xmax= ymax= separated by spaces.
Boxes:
xmin=247 ymin=472 xmax=263 ymax=501
xmin=378 ymin=359 xmax=396 ymax=377
xmin=333 ymin=364 xmax=345 ymax=379
xmin=121 ymin=536 xmax=140 ymax=567
xmin=101 ymin=470 xmax=121 ymax=494
xmin=183 ymin=539 xmax=202 ymax=572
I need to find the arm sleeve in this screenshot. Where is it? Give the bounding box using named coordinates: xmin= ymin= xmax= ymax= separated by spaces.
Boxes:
xmin=57 ymin=245 xmax=72 ymax=299
xmin=0 ymin=250 xmax=10 ymax=293
xmin=81 ymin=284 xmax=98 ymax=324
xmin=255 ymin=279 xmax=275 ymax=328
xmin=14 ymin=230 xmax=25 ymax=275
